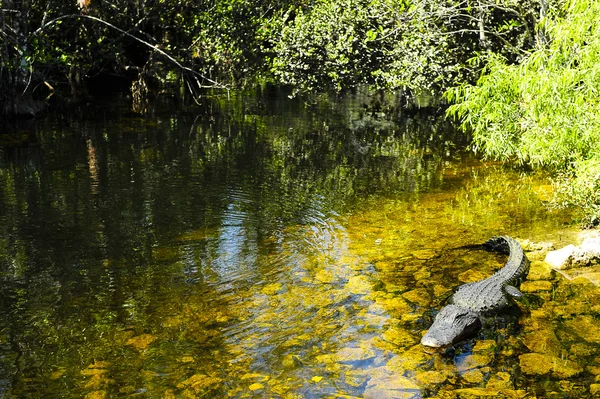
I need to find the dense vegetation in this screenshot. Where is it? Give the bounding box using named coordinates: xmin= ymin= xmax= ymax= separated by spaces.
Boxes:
xmin=3 ymin=0 xmax=599 ymax=222
xmin=2 ymin=0 xmax=542 ymax=113
xmin=446 ymin=0 xmax=600 ymax=226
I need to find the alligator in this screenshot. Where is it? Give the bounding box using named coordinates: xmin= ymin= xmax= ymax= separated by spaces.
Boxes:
xmin=421 ymin=236 xmax=529 ymax=347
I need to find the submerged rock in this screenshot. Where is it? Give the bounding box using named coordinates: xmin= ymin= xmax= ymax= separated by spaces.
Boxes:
xmin=522 ymin=329 xmax=562 ymax=356
xmin=401 ymin=288 xmax=431 ymax=307
xmin=363 ymin=367 xmax=419 ymax=399
xmin=527 ymin=260 xmax=554 ymax=280
xmin=520 ymin=239 xmax=554 ymax=252
xmin=519 ymin=353 xmax=582 ymax=378
xmin=520 ymin=280 xmax=553 ymax=293
xmin=452 ymin=388 xmax=527 ymax=398
xmin=485 ymin=371 xmax=513 ymax=390
xmin=565 ymin=315 xmax=600 ymax=343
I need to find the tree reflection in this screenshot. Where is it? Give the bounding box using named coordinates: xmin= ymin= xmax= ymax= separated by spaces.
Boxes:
xmin=0 ymin=90 xmax=466 ymax=397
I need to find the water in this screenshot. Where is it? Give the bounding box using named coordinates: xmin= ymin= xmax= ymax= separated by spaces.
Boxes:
xmin=0 ymin=88 xmax=593 ymax=398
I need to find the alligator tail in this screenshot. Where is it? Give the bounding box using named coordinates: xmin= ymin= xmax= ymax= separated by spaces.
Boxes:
xmin=482 ymin=236 xmax=511 ymax=254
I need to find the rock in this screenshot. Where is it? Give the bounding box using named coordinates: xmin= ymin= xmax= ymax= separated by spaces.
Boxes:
xmin=570 ymin=237 xmax=600 ymax=267
xmin=457 ymin=353 xmax=493 ymax=372
xmin=363 ymin=367 xmax=419 ymax=399
xmin=414 ymin=269 xmax=431 ymax=281
xmin=565 ymin=315 xmax=600 ymax=343
xmin=382 ymin=327 xmax=418 ymax=347
xmin=521 ymin=239 xmax=554 ymax=252
xmin=519 ymin=353 xmax=582 ymax=378
xmin=346 ymin=275 xmax=371 ymax=295
xmin=570 ymin=343 xmax=597 ymax=357
xmin=486 ymin=372 xmax=513 ymax=390
xmin=522 ymin=329 xmax=562 ymax=356
xmin=461 ymin=369 xmax=484 ymax=384
xmin=334 ymin=346 xmax=376 ymax=363
xmin=473 ymin=340 xmax=496 ymax=352
xmin=520 ymin=280 xmax=553 ymax=293
xmin=414 ymin=370 xmax=447 ymax=385
xmin=385 ymin=345 xmax=429 ymax=372
xmin=545 ymin=245 xmax=576 ymax=269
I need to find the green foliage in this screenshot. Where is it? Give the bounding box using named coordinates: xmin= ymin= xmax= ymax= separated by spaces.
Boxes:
xmin=270 ymin=0 xmax=541 ymax=96
xmin=271 ymin=0 xmax=404 ymax=94
xmin=446 ymin=0 xmax=600 ymax=224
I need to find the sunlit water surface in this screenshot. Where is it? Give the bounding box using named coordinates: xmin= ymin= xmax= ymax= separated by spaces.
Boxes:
xmin=0 ymin=89 xmax=596 ymax=398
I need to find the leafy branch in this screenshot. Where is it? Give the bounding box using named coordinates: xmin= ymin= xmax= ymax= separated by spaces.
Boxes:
xmin=29 ymin=13 xmax=229 ymax=91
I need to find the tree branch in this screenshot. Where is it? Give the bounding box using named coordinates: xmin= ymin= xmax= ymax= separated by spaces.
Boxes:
xmin=29 ymin=13 xmax=228 ymax=90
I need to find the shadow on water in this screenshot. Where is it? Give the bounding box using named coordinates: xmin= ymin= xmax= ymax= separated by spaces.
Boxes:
xmin=0 ymin=88 xmax=592 ymax=398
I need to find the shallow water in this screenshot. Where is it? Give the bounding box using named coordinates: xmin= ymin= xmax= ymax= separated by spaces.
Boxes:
xmin=0 ymin=89 xmax=595 ymax=398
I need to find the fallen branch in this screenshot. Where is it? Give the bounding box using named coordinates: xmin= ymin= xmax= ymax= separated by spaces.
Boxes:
xmin=29 ymin=13 xmax=228 ymax=91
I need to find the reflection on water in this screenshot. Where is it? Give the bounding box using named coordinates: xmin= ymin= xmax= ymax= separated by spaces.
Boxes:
xmin=0 ymin=89 xmax=590 ymax=398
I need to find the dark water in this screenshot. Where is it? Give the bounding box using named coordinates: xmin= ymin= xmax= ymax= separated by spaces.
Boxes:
xmin=0 ymin=89 xmax=592 ymax=398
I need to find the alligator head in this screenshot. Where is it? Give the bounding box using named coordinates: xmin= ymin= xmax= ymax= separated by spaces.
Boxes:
xmin=421 ymin=304 xmax=482 ymax=347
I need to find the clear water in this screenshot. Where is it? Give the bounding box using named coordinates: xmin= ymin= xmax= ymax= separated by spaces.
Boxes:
xmin=0 ymin=88 xmax=593 ymax=398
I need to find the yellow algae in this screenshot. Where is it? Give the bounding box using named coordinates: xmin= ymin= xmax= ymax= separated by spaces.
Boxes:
xmin=414 ymin=269 xmax=432 ymax=281
xmin=261 ymin=282 xmax=283 ymax=295
xmin=282 ymin=354 xmax=302 ymax=369
xmin=570 ymin=343 xmax=597 ymax=357
xmin=81 ymin=368 xmax=108 ymax=376
xmin=248 ymin=383 xmax=264 ymax=391
xmin=519 ymin=353 xmax=582 ymax=378
xmin=375 ymin=296 xmax=413 ymax=314
xmin=415 ymin=370 xmax=447 ymax=385
xmin=346 ymin=275 xmax=372 ymax=295
xmin=240 ymin=373 xmax=269 ymax=381
xmin=163 ymin=316 xmax=182 ymax=328
xmin=452 ymin=388 xmax=527 ymax=398
xmin=591 ymin=384 xmax=600 ymax=395
xmin=126 ymin=334 xmax=156 ymax=350
xmin=385 ymin=346 xmax=429 ymax=372
xmin=412 ymin=249 xmax=437 ymax=260
xmin=485 ymin=372 xmax=513 ymax=390
xmin=457 ymin=353 xmax=493 ymax=372
xmin=565 ymin=315 xmax=600 ymax=343
xmin=522 ymin=329 xmax=561 ymax=356
xmin=461 ymin=369 xmax=484 ymax=384
xmin=401 ymin=288 xmax=431 ymax=307
xmin=84 ymin=391 xmax=107 ymax=399
xmin=50 ymin=370 xmax=64 ymax=380
xmin=433 ymin=284 xmax=452 ymax=298
xmin=472 ymin=340 xmax=496 ymax=352
xmin=457 ymin=269 xmax=489 ymax=283
xmin=177 ymin=374 xmax=222 ymax=392
xmin=164 ymin=389 xmax=176 ymax=399
xmin=84 ymin=374 xmax=104 ymax=389
xmin=382 ymin=327 xmax=418 ymax=347
xmin=315 ymin=269 xmax=336 ymax=283
xmin=527 ymin=260 xmax=554 ymax=280
xmin=520 ymin=280 xmax=553 ymax=292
